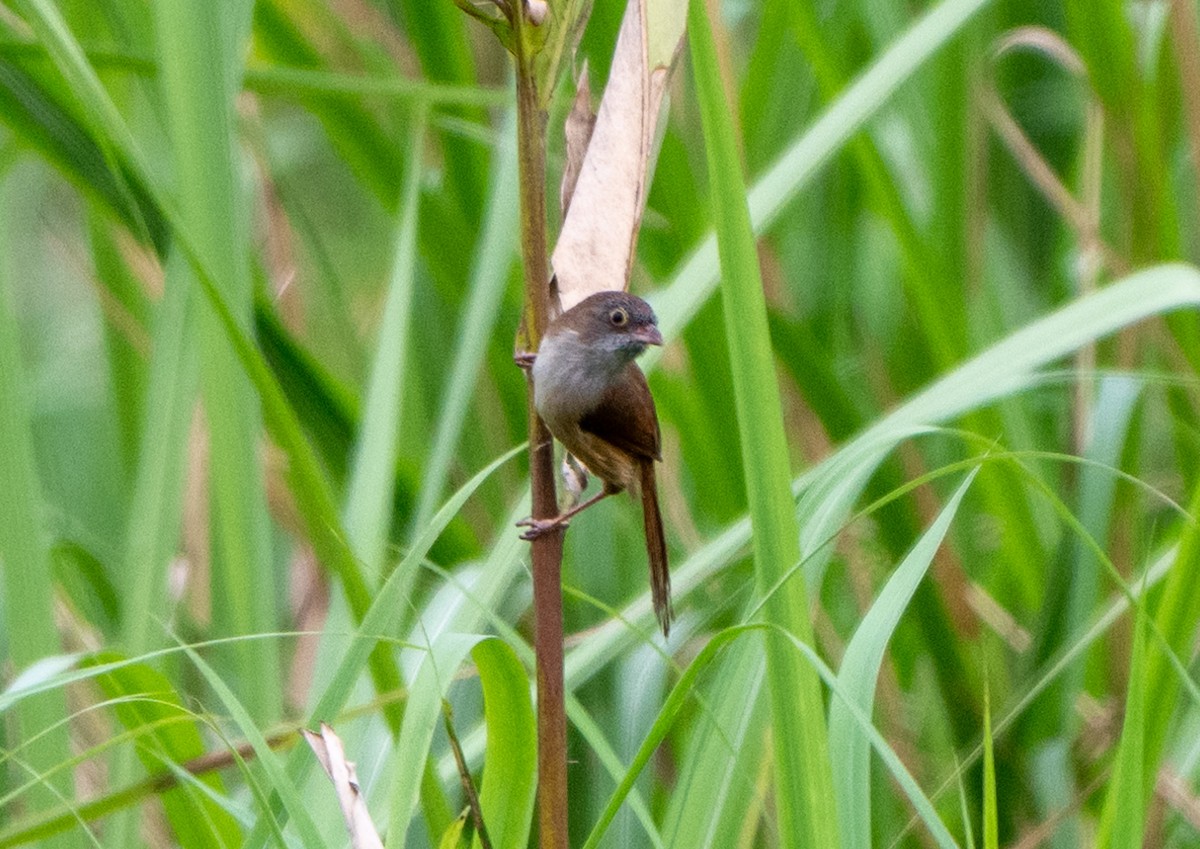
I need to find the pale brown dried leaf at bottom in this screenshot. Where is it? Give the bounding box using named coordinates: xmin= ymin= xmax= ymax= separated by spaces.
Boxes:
xmin=303 ymin=722 xmax=384 ymax=849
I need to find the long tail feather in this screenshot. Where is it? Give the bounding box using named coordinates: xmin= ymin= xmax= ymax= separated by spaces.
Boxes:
xmin=640 ymin=459 xmax=671 ymax=637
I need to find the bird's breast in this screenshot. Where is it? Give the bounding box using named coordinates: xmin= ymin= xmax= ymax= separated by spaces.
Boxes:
xmin=532 ymin=330 xmax=614 ymax=432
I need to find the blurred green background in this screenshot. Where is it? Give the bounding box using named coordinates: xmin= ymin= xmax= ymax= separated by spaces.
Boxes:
xmin=3 ymin=0 xmax=1200 ymax=846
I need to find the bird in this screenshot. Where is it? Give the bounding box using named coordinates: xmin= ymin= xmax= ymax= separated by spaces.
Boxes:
xmin=517 ymin=291 xmax=672 ymax=636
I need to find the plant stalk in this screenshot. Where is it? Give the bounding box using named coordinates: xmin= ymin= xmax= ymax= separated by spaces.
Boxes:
xmin=513 ymin=13 xmax=569 ymax=849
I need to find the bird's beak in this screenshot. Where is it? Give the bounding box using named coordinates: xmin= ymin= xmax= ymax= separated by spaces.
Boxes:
xmin=633 ymin=325 xmax=664 ymax=347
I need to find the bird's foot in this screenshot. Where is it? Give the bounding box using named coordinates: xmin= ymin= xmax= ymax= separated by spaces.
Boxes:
xmin=513 ymin=350 xmax=536 ymax=370
xmin=516 ymin=515 xmax=569 ymax=540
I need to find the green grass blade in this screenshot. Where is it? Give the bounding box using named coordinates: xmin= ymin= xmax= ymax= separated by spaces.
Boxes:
xmin=251 ymin=0 xmax=402 ymax=208
xmin=1136 ymin=479 xmax=1200 ymax=802
xmin=652 ymin=0 xmax=996 ymax=348
xmin=313 ymin=444 xmax=522 ymax=723
xmin=414 ymin=110 xmax=518 ymax=531
xmin=388 ymin=0 xmax=489 ymax=219
xmin=688 ymin=3 xmax=836 ymax=846
xmin=1095 ymin=602 xmax=1148 ymax=849
xmin=830 ymin=469 xmax=978 ymax=849
xmin=566 ymin=265 xmax=1200 ymax=700
xmin=245 ymin=445 xmax=523 ymax=848
xmin=586 ymin=624 xmax=960 ymax=849
xmin=384 ymin=633 xmax=482 ymax=849
xmin=344 ymin=107 xmax=426 ymax=574
xmin=181 ymin=644 xmax=326 ymax=849
xmin=980 ymin=545 xmax=1173 ymax=764
xmin=155 ymin=0 xmax=280 ymax=723
xmin=783 ymin=630 xmax=961 ymax=849
xmin=565 ymin=691 xmax=665 ymax=848
xmin=110 ymin=251 xmax=201 ymax=849
xmin=445 ymin=495 xmax=530 ymax=637
xmin=585 ymin=631 xmax=763 ymax=849
xmin=10 ymin=0 xmax=159 ymax=240
xmin=0 ymin=180 xmax=73 ymax=840
xmin=792 ymin=267 xmax=1200 ymax=586
xmin=1020 ymin=378 xmax=1142 ymax=846
xmin=638 ymin=645 xmax=766 ymax=849
xmin=87 ymin=652 xmax=241 ymax=848
xmin=0 ymin=58 xmax=165 ymax=250
xmin=117 ymin=253 xmax=198 ymax=648
xmin=87 ymin=214 xmax=149 ymax=477
xmin=12 ymin=0 xmax=403 ymax=718
xmin=982 ymin=684 xmax=997 ymax=849
xmin=472 ymin=639 xmax=536 ymax=849
xmin=958 ymin=754 xmax=977 ymax=849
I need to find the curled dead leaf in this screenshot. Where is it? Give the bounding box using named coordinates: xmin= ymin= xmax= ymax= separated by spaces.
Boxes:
xmin=550 ymin=0 xmax=687 ymax=313
xmin=303 ymin=723 xmax=384 ymax=849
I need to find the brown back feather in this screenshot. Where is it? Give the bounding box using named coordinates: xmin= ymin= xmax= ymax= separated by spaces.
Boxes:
xmin=578 ymin=364 xmax=661 ymax=461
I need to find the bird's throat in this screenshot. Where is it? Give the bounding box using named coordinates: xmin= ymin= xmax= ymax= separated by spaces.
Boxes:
xmin=533 ymin=329 xmax=624 ymax=430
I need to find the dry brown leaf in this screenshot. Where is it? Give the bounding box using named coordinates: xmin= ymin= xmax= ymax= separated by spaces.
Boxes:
xmin=550 ymin=0 xmax=686 ymax=313
xmin=560 ymin=62 xmax=595 ymax=217
xmin=303 ymin=722 xmax=385 ymax=849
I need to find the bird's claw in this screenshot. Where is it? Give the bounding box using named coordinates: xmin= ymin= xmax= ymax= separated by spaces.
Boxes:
xmin=516 ymin=515 xmax=568 ymax=540
xmin=514 ymin=350 xmax=536 ymax=370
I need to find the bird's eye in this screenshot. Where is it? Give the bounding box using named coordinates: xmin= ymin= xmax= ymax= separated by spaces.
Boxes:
xmin=609 ymin=308 xmax=629 ymax=327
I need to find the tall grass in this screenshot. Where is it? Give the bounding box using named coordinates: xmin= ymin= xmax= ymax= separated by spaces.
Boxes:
xmin=2 ymin=0 xmax=1200 ymax=847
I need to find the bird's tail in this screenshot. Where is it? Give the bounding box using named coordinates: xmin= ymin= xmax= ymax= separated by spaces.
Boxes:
xmin=640 ymin=459 xmax=672 ymax=637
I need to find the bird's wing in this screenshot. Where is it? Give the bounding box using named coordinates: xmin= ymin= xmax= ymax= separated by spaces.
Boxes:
xmin=579 ymin=363 xmax=662 ymax=462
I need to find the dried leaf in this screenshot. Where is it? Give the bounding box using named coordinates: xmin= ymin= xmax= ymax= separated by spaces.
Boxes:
xmin=550 ymin=0 xmax=687 ymax=312
xmin=303 ymin=723 xmax=385 ymax=849
xmin=560 ymin=62 xmax=596 ymax=217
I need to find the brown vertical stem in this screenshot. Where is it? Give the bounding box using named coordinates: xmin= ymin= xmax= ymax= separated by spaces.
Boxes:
xmin=529 ymin=410 xmax=567 ymax=849
xmin=513 ymin=18 xmax=569 ymax=849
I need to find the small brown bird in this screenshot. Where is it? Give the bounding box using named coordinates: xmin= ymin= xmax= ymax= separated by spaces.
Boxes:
xmin=518 ymin=291 xmax=672 ymax=636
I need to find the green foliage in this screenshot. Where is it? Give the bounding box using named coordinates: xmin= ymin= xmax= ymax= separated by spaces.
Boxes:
xmin=2 ymin=0 xmax=1200 ymax=847
xmin=688 ymin=2 xmax=836 ymax=846
xmin=983 ymin=684 xmax=998 ymax=849
xmin=831 ymin=470 xmax=979 ymax=849
xmin=88 ymin=652 xmax=241 ymax=849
